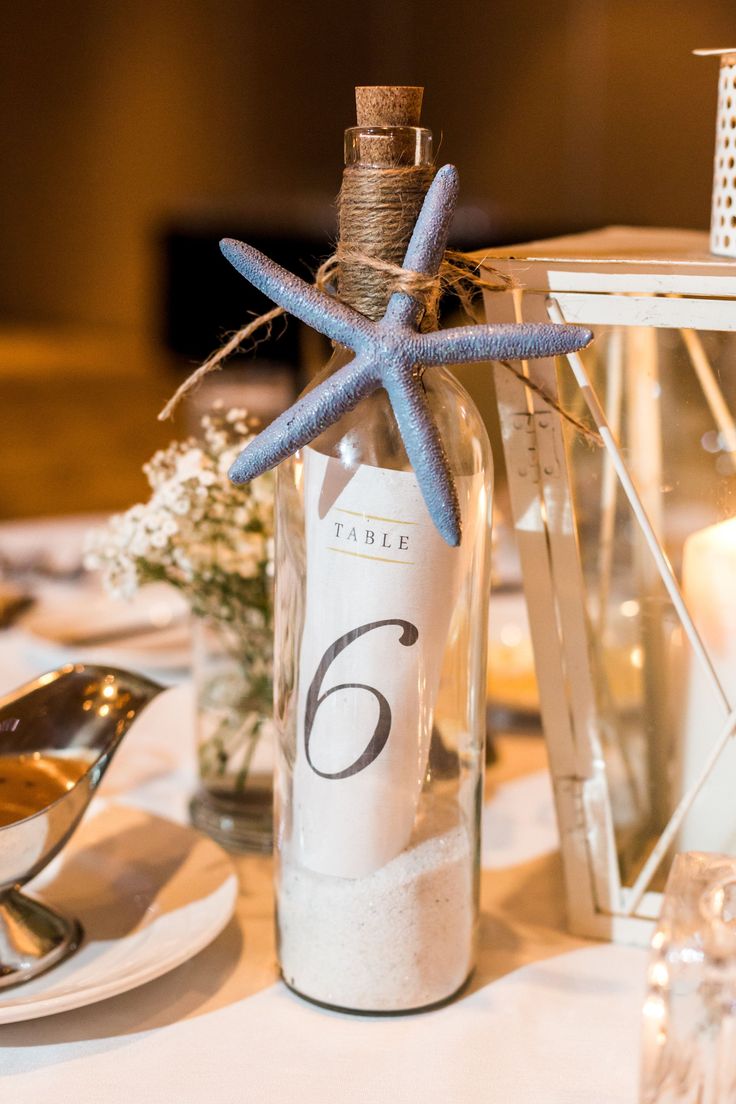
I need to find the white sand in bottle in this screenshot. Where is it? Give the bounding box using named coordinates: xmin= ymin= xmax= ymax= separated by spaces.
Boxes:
xmin=278 ymin=800 xmax=474 ymax=1012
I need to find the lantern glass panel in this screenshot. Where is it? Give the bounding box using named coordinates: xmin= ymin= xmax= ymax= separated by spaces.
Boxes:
xmin=556 ymin=326 xmax=736 ymax=891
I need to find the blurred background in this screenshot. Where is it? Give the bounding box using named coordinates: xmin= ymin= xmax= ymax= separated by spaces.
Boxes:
xmin=2 ymin=0 xmax=734 ymax=518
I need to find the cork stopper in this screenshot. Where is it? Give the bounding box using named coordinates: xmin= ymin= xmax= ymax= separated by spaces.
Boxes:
xmin=355 ymin=86 xmax=423 ymax=127
xmin=349 ymin=86 xmax=428 ymax=168
xmin=340 ymin=86 xmax=433 ymax=318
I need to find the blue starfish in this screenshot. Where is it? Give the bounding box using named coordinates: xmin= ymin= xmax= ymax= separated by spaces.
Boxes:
xmin=221 ymin=164 xmax=592 ymax=546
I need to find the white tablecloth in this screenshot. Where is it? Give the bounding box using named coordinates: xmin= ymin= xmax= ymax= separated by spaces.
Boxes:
xmin=0 ymin=517 xmax=648 ymax=1103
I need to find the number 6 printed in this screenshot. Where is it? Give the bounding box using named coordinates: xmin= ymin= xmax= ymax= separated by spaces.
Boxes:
xmin=304 ymin=619 xmax=419 ymax=780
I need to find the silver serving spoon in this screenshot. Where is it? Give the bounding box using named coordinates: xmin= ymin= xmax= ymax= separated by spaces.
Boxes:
xmin=0 ymin=663 xmax=163 ymax=988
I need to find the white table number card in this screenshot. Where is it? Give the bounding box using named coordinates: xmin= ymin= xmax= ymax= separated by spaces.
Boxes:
xmin=292 ymin=447 xmax=479 ymax=879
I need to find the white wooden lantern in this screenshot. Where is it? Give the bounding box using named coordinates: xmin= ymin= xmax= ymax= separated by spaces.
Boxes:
xmin=480 ymin=227 xmax=736 ymax=944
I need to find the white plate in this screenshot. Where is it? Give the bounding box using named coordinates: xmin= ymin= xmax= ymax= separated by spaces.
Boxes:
xmin=17 ymin=625 xmax=193 ymax=678
xmin=0 ymin=512 xmax=103 ymax=575
xmin=0 ymin=803 xmax=238 ymax=1023
xmin=19 ymin=582 xmax=192 ymax=675
xmin=0 ymin=515 xmax=191 ymax=670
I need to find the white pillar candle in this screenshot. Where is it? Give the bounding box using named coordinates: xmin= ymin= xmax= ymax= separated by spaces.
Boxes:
xmin=679 ymin=517 xmax=736 ymax=851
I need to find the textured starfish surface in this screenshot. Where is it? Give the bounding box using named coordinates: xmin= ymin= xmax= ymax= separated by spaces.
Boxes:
xmin=221 ymin=164 xmax=592 ymax=545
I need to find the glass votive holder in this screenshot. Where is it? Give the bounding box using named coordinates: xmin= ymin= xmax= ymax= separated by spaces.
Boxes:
xmin=641 ymin=851 xmax=736 ymax=1103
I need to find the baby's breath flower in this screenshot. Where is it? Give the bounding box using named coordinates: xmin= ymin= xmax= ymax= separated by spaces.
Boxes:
xmin=86 ymin=406 xmax=275 ymax=631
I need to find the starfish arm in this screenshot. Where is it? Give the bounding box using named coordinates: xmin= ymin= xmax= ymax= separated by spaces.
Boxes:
xmin=383 ymin=164 xmax=459 ymax=330
xmin=412 ymin=322 xmax=594 ymax=366
xmin=220 ymin=238 xmax=375 ymax=350
xmin=384 ymin=372 xmax=462 ymax=547
xmin=229 ymin=354 xmax=380 ymax=483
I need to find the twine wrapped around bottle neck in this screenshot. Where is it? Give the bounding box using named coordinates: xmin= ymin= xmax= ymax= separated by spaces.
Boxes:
xmin=319 ymin=160 xmax=518 ymax=330
xmin=333 ymin=163 xmax=435 ymax=323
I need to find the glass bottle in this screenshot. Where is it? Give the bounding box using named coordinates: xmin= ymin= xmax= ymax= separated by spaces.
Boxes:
xmin=272 ymin=112 xmax=493 ymax=1013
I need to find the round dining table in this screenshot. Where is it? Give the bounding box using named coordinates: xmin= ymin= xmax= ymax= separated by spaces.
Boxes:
xmin=0 ymin=515 xmax=647 ymax=1104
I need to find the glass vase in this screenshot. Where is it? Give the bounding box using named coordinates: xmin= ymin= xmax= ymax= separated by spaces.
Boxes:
xmin=189 ymin=614 xmax=274 ymax=852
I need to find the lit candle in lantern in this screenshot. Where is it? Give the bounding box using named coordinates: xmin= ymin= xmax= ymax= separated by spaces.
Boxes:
xmin=679 ymin=516 xmax=736 ymax=852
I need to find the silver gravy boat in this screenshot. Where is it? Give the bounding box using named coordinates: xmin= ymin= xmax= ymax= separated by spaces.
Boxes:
xmin=0 ymin=664 xmax=163 ymax=987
